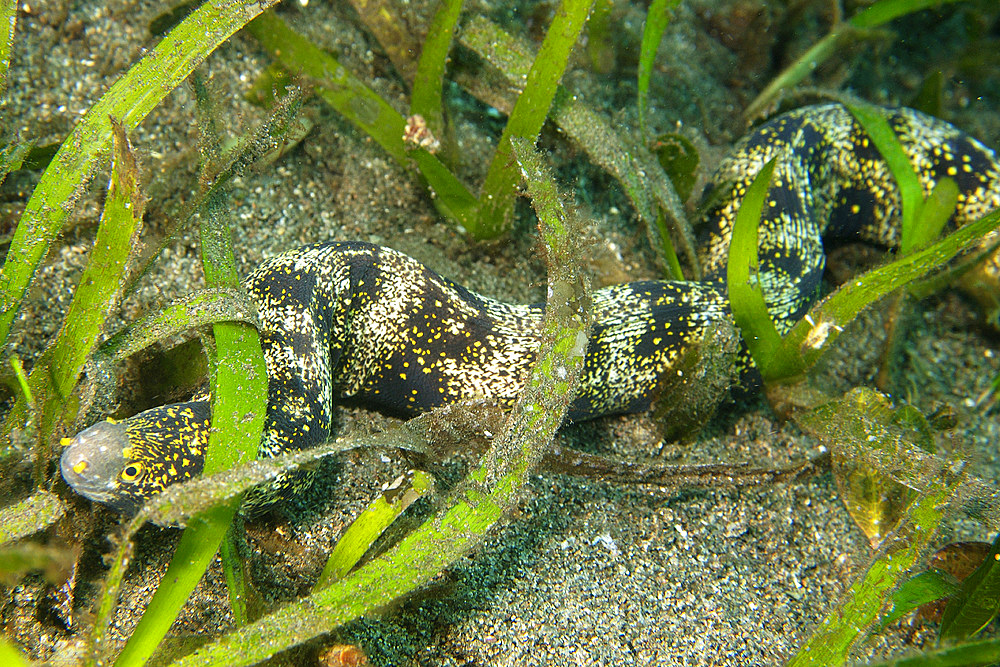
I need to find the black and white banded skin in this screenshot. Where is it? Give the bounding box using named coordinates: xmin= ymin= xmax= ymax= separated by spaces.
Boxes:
xmin=60 ymin=103 xmax=1000 ymax=513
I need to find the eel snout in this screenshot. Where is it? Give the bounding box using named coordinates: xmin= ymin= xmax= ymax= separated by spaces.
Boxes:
xmin=59 ymin=420 xmax=129 ymax=506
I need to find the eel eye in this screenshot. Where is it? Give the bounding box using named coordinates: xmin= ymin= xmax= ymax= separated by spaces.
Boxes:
xmin=121 ymin=462 xmax=144 ymax=483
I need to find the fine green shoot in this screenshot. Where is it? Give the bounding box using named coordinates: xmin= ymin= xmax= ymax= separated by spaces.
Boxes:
xmin=409 ymin=0 xmax=463 ymax=139
xmin=846 ymin=101 xmax=958 ymax=253
xmin=474 ymin=0 xmax=595 ymax=238
xmin=744 ymin=0 xmax=969 ymax=121
xmin=0 ymin=0 xmax=15 ymax=98
xmin=637 ymin=0 xmax=682 ymax=137
xmin=725 ymin=156 xmax=803 ymax=381
xmin=315 ymin=469 xmax=435 ymax=589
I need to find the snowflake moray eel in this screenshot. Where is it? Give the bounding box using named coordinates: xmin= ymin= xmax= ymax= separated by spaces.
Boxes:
xmin=60 ymin=103 xmax=1000 ymax=512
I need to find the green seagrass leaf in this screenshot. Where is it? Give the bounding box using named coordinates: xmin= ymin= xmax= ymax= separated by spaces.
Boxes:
xmin=875 ymin=569 xmax=959 ymax=632
xmin=315 ymin=469 xmax=435 ymax=589
xmin=940 ymin=532 xmax=1000 ymax=643
xmin=637 ymin=0 xmax=681 ymax=136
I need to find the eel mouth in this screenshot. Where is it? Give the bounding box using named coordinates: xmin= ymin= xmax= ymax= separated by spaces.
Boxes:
xmin=59 ymin=420 xmax=129 ymax=506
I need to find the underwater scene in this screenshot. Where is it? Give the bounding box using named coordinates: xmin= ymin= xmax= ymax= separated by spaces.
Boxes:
xmin=1 ymin=0 xmax=1000 ymax=665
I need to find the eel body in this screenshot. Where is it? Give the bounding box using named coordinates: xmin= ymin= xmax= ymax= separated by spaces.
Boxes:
xmin=60 ymin=103 xmax=1000 ymax=512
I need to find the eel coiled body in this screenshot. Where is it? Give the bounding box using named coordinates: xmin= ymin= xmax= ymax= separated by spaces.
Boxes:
xmin=60 ymin=103 xmax=1000 ymax=512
